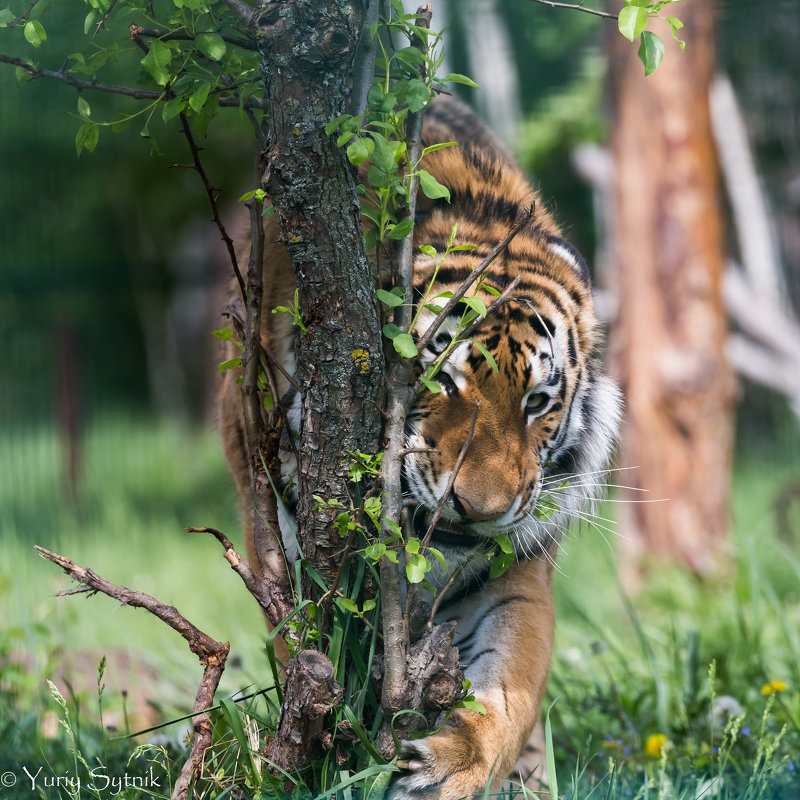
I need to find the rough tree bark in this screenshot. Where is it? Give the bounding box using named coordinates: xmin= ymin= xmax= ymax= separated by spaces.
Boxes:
xmin=251 ymin=0 xmax=385 ymax=597
xmin=608 ymin=0 xmax=736 ymax=575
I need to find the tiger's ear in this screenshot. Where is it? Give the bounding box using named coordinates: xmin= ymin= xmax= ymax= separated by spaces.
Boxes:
xmin=546 ymin=235 xmax=590 ymax=285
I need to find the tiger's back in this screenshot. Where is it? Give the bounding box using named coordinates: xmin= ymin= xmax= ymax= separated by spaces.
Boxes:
xmin=219 ymin=96 xmax=621 ymax=799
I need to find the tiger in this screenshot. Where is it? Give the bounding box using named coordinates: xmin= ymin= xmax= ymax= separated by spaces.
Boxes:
xmin=219 ymin=95 xmax=622 ymax=799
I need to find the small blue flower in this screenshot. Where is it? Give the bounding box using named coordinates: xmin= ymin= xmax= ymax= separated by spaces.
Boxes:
xmin=741 ymin=726 xmax=750 ymax=736
xmin=623 ymin=747 xmax=631 ymax=755
xmin=713 ymin=746 xmax=719 ymax=754
xmin=788 ymin=761 xmax=795 ymax=772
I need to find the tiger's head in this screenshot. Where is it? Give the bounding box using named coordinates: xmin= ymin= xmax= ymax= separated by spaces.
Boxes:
xmin=402 ymin=229 xmax=622 ymax=575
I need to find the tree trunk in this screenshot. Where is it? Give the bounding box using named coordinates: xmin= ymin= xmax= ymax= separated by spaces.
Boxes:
xmin=608 ymin=1 xmax=736 ymax=575
xmin=253 ymin=0 xmax=385 ymax=595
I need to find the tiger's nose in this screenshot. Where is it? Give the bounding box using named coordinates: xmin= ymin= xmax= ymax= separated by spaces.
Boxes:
xmin=452 ymin=492 xmax=506 ymax=522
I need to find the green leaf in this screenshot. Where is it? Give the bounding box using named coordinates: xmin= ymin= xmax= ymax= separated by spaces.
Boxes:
xmin=471 ymin=338 xmax=498 ymax=373
xmin=428 ymin=547 xmax=447 ymax=569
xmin=376 ymin=288 xmax=404 ymax=307
xmin=211 ymin=328 xmax=234 ymax=340
xmin=365 ymin=542 xmax=386 ymax=561
xmin=362 ymin=599 xmax=376 ymax=612
xmin=461 ymin=295 xmax=487 ymax=317
xmin=618 ymin=5 xmax=647 ymax=42
xmin=417 ymin=169 xmax=450 ymax=201
xmin=666 ymin=16 xmax=686 ymax=51
xmin=458 ymin=698 xmax=487 ymax=715
xmin=382 ymin=322 xmax=402 ymax=340
xmin=24 ymin=19 xmax=46 ymax=48
xmin=218 ymin=356 xmax=242 ymax=372
xmin=495 ymin=533 xmax=514 ymax=554
xmin=441 ymin=73 xmax=480 ymax=89
xmin=338 ymin=597 xmax=359 ymax=614
xmin=347 ymin=137 xmax=373 ymax=165
xmin=419 ymin=244 xmax=437 ymax=257
xmin=392 ymin=333 xmax=418 ymax=358
xmin=161 ymin=96 xmax=186 ymax=122
xmin=406 ymin=78 xmax=429 ymax=113
xmin=489 ymin=550 xmax=515 ymax=579
xmin=263 ymin=393 xmax=274 ymax=412
xmin=384 ymin=549 xmax=399 ymax=563
xmin=406 ymin=553 xmax=429 ymax=583
xmin=394 ymin=46 xmax=425 ymax=66
xmin=75 ymin=122 xmax=99 ymax=155
xmin=638 ymin=30 xmax=665 ymax=76
xmin=141 ymin=39 xmax=172 ymax=86
xmin=405 ymin=537 xmax=421 ymax=555
xmin=420 ymin=375 xmax=442 ymax=393
xmin=195 ymin=32 xmax=226 ymax=61
xmin=77 ymin=97 xmax=91 ymax=119
xmin=325 ymin=113 xmax=350 ymax=136
xmin=189 ymin=82 xmax=212 ymax=113
xmin=0 ymin=8 xmax=16 ymax=27
xmin=421 ymin=141 xmax=457 ymax=157
xmin=387 ymin=218 xmax=414 ymax=240
xmin=83 ymin=10 xmax=97 ymax=35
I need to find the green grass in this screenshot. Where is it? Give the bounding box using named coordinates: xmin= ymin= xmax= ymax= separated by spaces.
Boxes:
xmin=2 ymin=415 xmax=800 ymax=798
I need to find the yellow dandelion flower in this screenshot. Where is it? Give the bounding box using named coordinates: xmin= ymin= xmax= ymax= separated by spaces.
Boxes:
xmin=644 ymin=733 xmax=669 ymax=758
xmin=760 ymin=679 xmax=788 ymax=695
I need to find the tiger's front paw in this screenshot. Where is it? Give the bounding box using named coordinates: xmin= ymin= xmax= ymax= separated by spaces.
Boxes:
xmin=386 ymin=711 xmax=504 ymax=800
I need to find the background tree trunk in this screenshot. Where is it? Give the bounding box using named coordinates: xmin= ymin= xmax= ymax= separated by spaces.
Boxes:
xmin=608 ymin=0 xmax=736 ymax=575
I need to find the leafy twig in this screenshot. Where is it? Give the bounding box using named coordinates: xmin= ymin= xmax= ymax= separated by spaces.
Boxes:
xmin=129 ymin=25 xmax=255 ymax=50
xmin=414 ymin=203 xmax=535 ymax=356
xmin=0 ymin=54 xmax=266 ymax=108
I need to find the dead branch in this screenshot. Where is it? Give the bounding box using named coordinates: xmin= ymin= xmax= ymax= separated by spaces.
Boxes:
xmin=265 ymin=649 xmax=343 ymax=773
xmin=186 ymin=527 xmax=293 ymax=624
xmin=33 ymin=546 xmax=228 ymax=800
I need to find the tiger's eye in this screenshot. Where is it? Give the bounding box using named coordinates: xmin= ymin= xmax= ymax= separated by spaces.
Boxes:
xmin=525 ymin=392 xmax=549 ymax=412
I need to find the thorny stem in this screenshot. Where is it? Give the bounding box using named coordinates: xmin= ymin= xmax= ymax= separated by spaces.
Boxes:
xmin=177 ymin=113 xmax=246 ymax=303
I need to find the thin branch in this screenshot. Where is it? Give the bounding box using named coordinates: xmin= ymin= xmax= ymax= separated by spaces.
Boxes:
xmin=415 ymin=203 xmax=535 ymax=355
xmin=130 ymin=25 xmax=256 ymax=51
xmin=427 ymin=560 xmax=468 ymax=628
xmin=419 ymin=401 xmax=480 ymax=551
xmin=34 ymin=546 xmax=228 ymax=800
xmin=0 ymin=54 xmax=267 ymax=108
xmin=10 ymin=0 xmax=41 ymax=26
xmin=219 ymin=0 xmax=258 ymax=29
xmin=349 ymin=0 xmax=381 ymax=115
xmin=186 ymin=527 xmax=293 ymax=623
xmin=177 ymin=113 xmax=246 ymax=302
xmin=92 ymin=0 xmax=119 ymax=40
xmin=456 ymin=274 xmax=521 ymax=344
xmin=527 ymin=0 xmax=618 ymax=20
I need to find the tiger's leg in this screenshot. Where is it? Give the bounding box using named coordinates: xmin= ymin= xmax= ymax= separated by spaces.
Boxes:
xmin=389 ymin=557 xmax=555 ymax=800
